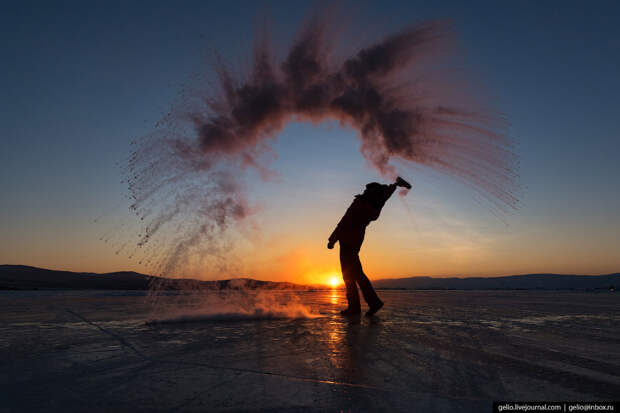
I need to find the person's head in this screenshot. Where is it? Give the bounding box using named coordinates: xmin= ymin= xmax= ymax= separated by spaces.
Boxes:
xmin=363 ymin=182 xmax=384 ymax=198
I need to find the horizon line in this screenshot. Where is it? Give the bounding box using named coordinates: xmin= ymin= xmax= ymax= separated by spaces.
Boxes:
xmin=2 ymin=264 xmax=619 ymax=285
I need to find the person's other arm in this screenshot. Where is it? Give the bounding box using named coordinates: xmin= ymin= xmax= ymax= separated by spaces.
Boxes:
xmin=327 ymin=203 xmax=355 ymax=249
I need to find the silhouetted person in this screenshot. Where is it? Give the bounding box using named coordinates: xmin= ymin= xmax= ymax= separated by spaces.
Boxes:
xmin=328 ymin=177 xmax=412 ymax=317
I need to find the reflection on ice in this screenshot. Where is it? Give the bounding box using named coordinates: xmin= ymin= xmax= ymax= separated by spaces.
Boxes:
xmin=330 ymin=289 xmax=341 ymax=305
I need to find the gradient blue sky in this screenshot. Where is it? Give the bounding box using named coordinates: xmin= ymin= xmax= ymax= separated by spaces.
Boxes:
xmin=1 ymin=0 xmax=619 ymax=280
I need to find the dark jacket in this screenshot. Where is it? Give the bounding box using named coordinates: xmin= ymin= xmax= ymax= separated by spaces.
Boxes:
xmin=329 ymin=183 xmax=397 ymax=248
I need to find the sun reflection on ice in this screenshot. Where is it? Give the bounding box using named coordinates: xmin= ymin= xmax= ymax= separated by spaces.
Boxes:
xmin=330 ymin=289 xmax=340 ymax=305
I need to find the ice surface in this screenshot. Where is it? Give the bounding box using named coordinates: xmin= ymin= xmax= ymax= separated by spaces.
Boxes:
xmin=1 ymin=290 xmax=619 ymax=412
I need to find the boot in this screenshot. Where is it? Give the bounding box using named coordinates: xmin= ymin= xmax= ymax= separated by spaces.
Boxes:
xmin=365 ymin=300 xmax=384 ymax=317
xmin=340 ymin=308 xmax=361 ymax=316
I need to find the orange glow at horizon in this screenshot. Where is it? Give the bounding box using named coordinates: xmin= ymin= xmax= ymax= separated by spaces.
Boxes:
xmin=327 ymin=273 xmax=342 ymax=287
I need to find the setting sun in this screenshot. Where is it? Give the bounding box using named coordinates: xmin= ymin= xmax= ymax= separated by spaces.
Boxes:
xmin=328 ymin=275 xmax=342 ymax=288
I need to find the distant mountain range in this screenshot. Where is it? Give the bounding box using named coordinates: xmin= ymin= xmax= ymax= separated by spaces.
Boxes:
xmin=0 ymin=265 xmax=307 ymax=291
xmin=372 ymin=273 xmax=619 ymax=291
xmin=0 ymin=265 xmax=618 ymax=291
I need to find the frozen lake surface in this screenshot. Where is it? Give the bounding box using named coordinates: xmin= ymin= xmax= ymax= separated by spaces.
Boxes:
xmin=1 ymin=290 xmax=619 ymax=412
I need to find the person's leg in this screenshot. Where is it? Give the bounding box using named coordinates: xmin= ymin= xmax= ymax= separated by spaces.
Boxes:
xmin=351 ymin=254 xmax=382 ymax=309
xmin=340 ymin=245 xmax=361 ymax=313
xmin=343 ymin=279 xmax=361 ymax=313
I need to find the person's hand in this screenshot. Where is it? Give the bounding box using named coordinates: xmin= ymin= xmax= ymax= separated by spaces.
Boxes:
xmin=327 ymin=240 xmax=335 ymax=249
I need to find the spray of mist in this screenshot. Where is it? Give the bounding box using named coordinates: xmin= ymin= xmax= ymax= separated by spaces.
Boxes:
xmin=126 ymin=16 xmax=518 ymax=277
xmin=147 ymin=289 xmax=321 ymax=324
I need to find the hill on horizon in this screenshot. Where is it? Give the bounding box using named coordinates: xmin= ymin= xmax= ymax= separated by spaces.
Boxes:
xmin=0 ymin=265 xmax=618 ymax=291
xmin=0 ymin=265 xmax=309 ymax=291
xmin=372 ymin=273 xmax=619 ymax=291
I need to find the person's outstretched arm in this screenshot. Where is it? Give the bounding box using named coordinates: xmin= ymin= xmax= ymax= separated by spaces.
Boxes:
xmin=382 ymin=176 xmax=412 ymax=204
xmin=383 ymin=183 xmax=398 ymax=203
